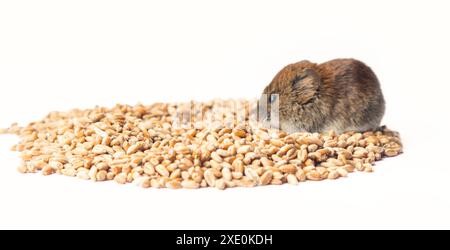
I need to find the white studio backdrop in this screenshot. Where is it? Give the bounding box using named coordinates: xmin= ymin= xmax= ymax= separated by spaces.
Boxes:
xmin=0 ymin=0 xmax=449 ymax=229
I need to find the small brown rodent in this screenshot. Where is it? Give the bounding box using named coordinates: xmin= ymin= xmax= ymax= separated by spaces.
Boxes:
xmin=261 ymin=58 xmax=385 ymax=134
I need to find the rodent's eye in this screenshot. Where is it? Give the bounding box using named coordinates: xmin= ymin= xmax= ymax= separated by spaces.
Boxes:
xmin=270 ymin=94 xmax=278 ymax=103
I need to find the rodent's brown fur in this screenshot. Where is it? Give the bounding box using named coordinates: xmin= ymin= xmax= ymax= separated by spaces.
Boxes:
xmin=261 ymin=58 xmax=385 ymax=133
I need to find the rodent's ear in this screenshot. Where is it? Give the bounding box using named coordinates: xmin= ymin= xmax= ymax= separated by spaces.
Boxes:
xmin=292 ymin=68 xmax=321 ymax=103
xmin=292 ymin=69 xmax=321 ymax=89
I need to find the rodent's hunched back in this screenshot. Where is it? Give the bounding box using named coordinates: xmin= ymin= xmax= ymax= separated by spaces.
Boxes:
xmin=262 ymin=58 xmax=385 ymax=134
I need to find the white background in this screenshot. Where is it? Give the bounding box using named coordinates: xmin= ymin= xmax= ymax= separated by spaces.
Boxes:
xmin=1 ymin=0 xmax=449 ymax=229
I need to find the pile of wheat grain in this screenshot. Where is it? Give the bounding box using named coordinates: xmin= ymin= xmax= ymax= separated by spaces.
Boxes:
xmin=0 ymin=100 xmax=402 ymax=189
